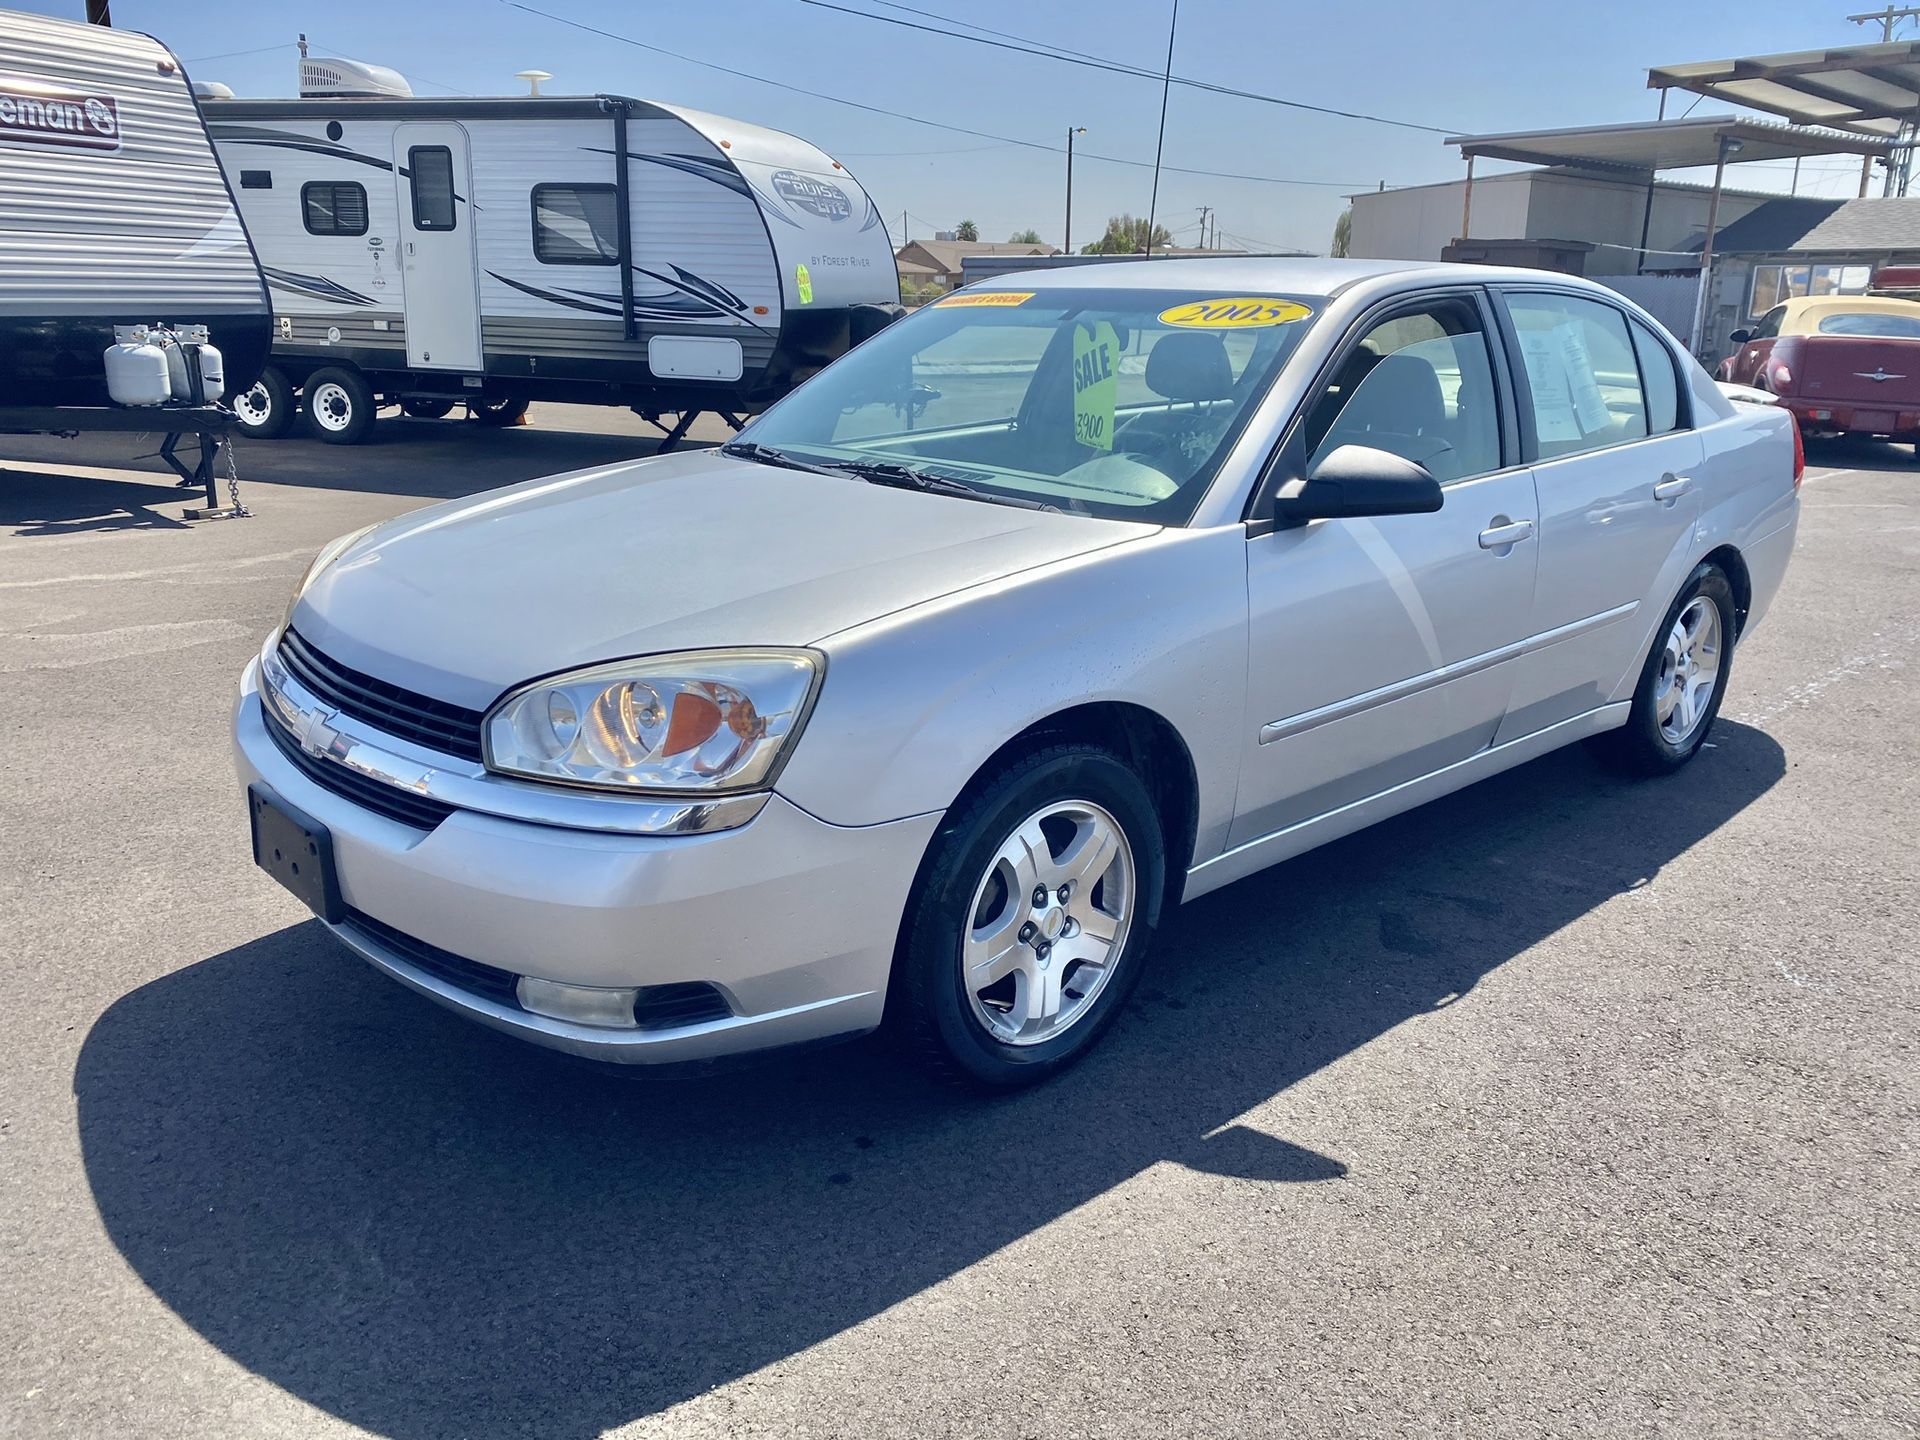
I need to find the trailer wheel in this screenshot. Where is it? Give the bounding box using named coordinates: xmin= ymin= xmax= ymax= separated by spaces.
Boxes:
xmin=304 ymin=366 xmax=377 ymax=445
xmin=401 ymin=397 xmax=456 ymax=420
xmin=468 ymin=396 xmax=530 ymax=427
xmin=232 ymin=365 xmax=295 ymax=440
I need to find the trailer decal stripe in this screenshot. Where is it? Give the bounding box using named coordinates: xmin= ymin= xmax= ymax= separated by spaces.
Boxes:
xmin=261 ymin=266 xmax=377 ymax=306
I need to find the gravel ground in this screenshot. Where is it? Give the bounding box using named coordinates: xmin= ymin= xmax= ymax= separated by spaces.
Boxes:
xmin=0 ymin=411 xmax=1914 ymax=1439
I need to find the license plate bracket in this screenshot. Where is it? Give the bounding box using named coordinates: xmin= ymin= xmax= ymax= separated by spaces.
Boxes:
xmin=249 ymin=783 xmax=343 ymax=923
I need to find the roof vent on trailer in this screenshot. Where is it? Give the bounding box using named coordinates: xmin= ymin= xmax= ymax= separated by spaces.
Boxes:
xmin=298 ymin=57 xmax=413 ymax=99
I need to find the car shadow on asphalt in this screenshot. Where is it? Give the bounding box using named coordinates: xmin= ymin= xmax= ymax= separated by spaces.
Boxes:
xmin=73 ymin=723 xmax=1786 ymax=1438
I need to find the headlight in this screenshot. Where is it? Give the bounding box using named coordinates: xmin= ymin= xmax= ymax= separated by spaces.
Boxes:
xmin=484 ymin=650 xmax=823 ymax=794
xmin=285 ymin=523 xmax=377 ymax=628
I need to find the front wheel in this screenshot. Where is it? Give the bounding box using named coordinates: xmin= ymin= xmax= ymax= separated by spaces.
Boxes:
xmin=893 ymin=744 xmax=1164 ymax=1089
xmin=231 ymin=365 xmax=295 ymax=439
xmin=468 ymin=396 xmax=530 ymax=427
xmin=303 ymin=366 xmax=377 ymax=445
xmin=1587 ymin=563 xmax=1736 ymax=776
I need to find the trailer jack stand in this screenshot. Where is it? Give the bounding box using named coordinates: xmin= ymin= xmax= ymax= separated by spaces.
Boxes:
xmin=161 ymin=429 xmax=247 ymax=519
xmin=634 ymin=409 xmax=748 ymax=453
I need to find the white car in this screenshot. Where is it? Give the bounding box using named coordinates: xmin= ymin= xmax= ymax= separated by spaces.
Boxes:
xmin=235 ymin=259 xmax=1802 ymax=1088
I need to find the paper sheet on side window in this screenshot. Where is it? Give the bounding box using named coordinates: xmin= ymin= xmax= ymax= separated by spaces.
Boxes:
xmin=1517 ymin=323 xmax=1614 ymax=443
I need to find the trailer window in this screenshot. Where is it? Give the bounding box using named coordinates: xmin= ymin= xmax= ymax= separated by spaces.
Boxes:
xmin=531 ymin=184 xmax=620 ymax=265
xmin=407 ymin=146 xmax=456 ymax=231
xmin=302 ymin=181 xmax=367 ymax=237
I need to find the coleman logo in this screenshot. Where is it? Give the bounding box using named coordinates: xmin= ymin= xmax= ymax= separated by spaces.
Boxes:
xmin=0 ymin=80 xmax=120 ymax=151
xmin=771 ymin=169 xmax=851 ymax=221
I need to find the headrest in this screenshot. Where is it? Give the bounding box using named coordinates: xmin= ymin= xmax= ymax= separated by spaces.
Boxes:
xmin=1145 ymin=330 xmax=1234 ymax=402
xmin=1340 ymin=351 xmax=1446 ymax=433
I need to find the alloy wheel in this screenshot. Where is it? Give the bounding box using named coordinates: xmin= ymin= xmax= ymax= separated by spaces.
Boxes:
xmin=962 ymin=799 xmax=1135 ymax=1046
xmin=1656 ymin=595 xmax=1722 ymax=746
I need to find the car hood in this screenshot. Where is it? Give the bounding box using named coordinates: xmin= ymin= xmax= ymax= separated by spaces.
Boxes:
xmin=292 ymin=448 xmax=1157 ymax=710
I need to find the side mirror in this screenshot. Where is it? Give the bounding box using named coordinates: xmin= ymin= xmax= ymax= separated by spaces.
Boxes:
xmin=1271 ymin=444 xmax=1444 ymax=528
xmin=1729 ymin=328 xmax=1754 ymax=345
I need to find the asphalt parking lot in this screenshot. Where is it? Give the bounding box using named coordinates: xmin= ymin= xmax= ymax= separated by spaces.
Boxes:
xmin=1 ymin=408 xmax=1915 ymax=1439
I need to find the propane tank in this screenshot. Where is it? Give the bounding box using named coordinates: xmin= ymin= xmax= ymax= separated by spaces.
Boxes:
xmin=104 ymin=325 xmax=171 ymax=407
xmin=161 ymin=324 xmax=225 ymax=404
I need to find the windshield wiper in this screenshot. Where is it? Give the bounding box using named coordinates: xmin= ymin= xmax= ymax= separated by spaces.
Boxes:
xmin=820 ymin=459 xmax=1058 ymax=511
xmin=718 ymin=440 xmax=838 ymax=476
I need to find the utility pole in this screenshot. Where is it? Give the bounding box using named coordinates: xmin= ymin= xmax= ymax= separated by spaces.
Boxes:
xmin=1849 ymin=7 xmax=1920 ymax=194
xmin=1197 ymin=206 xmax=1212 ymax=251
xmin=1064 ymin=127 xmax=1086 ymax=254
xmin=1144 ymin=0 xmax=1178 ymax=257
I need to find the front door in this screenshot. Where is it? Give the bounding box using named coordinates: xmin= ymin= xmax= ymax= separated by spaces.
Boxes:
xmin=1232 ymin=290 xmax=1539 ymax=848
xmin=1492 ymin=290 xmax=1705 ymax=742
xmin=392 ymin=122 xmax=481 ymax=371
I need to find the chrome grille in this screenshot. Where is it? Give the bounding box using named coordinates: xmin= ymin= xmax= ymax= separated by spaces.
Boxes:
xmin=279 ymin=628 xmax=486 ymax=762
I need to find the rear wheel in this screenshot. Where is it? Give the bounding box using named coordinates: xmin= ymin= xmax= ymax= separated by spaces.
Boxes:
xmin=1587 ymin=563 xmax=1736 ymax=776
xmin=468 ymin=396 xmax=530 ymax=427
xmin=894 ymin=744 xmax=1163 ymax=1089
xmin=303 ymin=366 xmax=377 ymax=445
xmin=231 ymin=365 xmax=294 ymax=439
xmin=400 ymin=397 xmax=455 ymax=420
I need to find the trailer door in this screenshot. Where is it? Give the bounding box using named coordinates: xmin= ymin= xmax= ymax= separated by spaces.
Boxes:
xmin=393 ymin=123 xmax=482 ymax=371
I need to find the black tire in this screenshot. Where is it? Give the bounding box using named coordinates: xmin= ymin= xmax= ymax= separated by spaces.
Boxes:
xmin=231 ymin=365 xmax=295 ymax=440
xmin=400 ymin=397 xmax=455 ymax=420
xmin=302 ymin=366 xmax=377 ymax=445
xmin=893 ymin=744 xmax=1164 ymax=1089
xmin=1586 ymin=562 xmax=1737 ymax=777
xmin=468 ymin=396 xmax=530 ymax=427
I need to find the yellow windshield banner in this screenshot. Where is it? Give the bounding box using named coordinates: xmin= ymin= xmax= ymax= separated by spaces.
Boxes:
xmin=935 ymin=291 xmax=1034 ymax=308
xmin=1158 ymin=297 xmax=1310 ymax=330
xmin=1072 ymin=320 xmax=1120 ymax=451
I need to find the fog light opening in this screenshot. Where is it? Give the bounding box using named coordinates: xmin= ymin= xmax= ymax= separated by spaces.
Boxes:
xmin=516 ymin=976 xmax=642 ymax=1029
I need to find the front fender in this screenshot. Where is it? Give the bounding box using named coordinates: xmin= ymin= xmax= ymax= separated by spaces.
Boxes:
xmin=775 ymin=527 xmax=1250 ymax=861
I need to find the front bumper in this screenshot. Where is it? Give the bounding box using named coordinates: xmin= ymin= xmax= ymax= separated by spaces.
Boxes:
xmin=234 ymin=660 xmax=942 ymax=1064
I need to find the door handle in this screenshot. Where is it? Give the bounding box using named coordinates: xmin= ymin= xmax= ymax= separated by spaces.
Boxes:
xmin=1478 ymin=518 xmax=1534 ymax=550
xmin=1654 ymin=473 xmax=1693 ymax=502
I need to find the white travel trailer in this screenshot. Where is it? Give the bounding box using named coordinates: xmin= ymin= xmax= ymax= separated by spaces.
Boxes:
xmin=0 ymin=7 xmax=270 ymax=409
xmin=203 ymin=61 xmax=902 ymax=444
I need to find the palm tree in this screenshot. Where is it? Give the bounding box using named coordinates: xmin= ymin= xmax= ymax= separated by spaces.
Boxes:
xmin=954 ymin=219 xmax=979 ymax=242
xmin=1330 ymin=208 xmax=1352 ymax=259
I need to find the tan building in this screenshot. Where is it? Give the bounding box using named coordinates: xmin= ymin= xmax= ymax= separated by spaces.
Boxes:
xmin=894 ymin=239 xmax=1055 ymax=288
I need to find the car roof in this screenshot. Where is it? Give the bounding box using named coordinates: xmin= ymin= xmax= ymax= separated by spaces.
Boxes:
xmin=1777 ymin=293 xmax=1920 ymax=332
xmin=961 ymin=256 xmax=1622 ymax=300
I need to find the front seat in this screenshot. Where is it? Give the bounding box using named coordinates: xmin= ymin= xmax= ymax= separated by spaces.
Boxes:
xmin=1316 ymin=351 xmax=1455 ymax=476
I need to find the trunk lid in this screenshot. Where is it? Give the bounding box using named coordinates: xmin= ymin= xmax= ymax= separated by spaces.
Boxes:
xmin=1792 ymin=335 xmax=1920 ymax=408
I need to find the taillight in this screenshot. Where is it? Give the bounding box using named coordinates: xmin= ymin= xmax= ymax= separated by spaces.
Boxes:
xmin=1770 ymin=361 xmax=1793 ymax=390
xmin=1791 ymin=416 xmax=1805 ymax=490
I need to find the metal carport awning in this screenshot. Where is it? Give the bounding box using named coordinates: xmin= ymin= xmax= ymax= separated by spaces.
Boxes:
xmin=1649 ymin=40 xmax=1920 ymax=141
xmin=1446 ymin=114 xmax=1895 ymax=173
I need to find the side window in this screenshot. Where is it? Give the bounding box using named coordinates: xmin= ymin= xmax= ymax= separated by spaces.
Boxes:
xmin=1629 ymin=319 xmax=1681 ymax=435
xmin=1506 ymin=293 xmax=1648 ymax=461
xmin=407 ymin=146 xmax=456 ymax=231
xmin=301 ymin=181 xmax=367 ymax=237
xmin=1754 ymin=306 xmax=1786 ymax=340
xmin=1302 ymin=296 xmax=1502 ymax=483
xmin=531 ymin=183 xmax=620 ymax=264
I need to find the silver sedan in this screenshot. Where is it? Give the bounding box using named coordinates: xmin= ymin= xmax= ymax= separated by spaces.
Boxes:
xmin=234 ymin=259 xmax=1802 ymax=1088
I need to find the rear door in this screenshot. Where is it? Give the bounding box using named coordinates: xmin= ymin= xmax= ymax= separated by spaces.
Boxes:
xmin=392 ymin=122 xmax=481 ymax=371
xmin=1232 ymin=288 xmax=1539 ymax=847
xmin=1493 ymin=289 xmax=1704 ymax=742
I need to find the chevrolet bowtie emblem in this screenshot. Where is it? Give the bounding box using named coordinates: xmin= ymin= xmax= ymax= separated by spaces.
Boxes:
xmin=296 ymin=705 xmax=342 ymax=759
xmin=1855 ymin=367 xmax=1906 ymax=383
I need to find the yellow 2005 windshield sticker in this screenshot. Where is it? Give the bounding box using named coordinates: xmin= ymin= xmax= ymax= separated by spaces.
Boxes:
xmin=1158 ymin=297 xmax=1310 ymax=329
xmin=1072 ymin=320 xmax=1120 ymax=451
xmin=935 ymin=290 xmax=1034 ymax=308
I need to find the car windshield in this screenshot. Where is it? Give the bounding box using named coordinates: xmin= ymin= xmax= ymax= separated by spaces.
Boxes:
xmin=731 ymin=287 xmax=1321 ymax=522
xmin=1816 ymin=310 xmax=1920 ymax=338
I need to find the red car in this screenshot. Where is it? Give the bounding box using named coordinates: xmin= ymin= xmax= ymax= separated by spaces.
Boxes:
xmin=1721 ymin=294 xmax=1920 ymax=458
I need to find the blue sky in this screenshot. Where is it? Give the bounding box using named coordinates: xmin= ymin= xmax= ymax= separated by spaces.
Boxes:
xmin=20 ymin=0 xmax=1903 ymax=252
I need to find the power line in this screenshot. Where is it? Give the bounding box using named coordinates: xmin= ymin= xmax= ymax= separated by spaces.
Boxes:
xmin=798 ymin=0 xmax=1457 ymax=135
xmin=501 ymin=0 xmax=1391 ymax=188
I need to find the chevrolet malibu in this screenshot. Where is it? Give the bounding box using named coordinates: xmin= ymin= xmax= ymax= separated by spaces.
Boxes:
xmin=236 ymin=259 xmax=1802 ymax=1088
